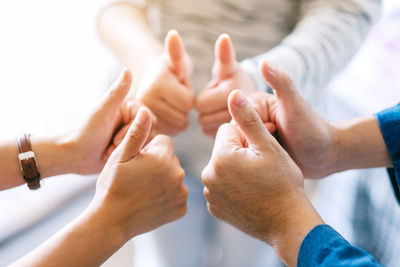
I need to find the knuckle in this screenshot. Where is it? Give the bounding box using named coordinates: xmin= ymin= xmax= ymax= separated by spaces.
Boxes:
xmin=180 ymin=185 xmax=189 ymax=200
xmin=213 ymin=157 xmax=228 ymax=177
xmin=203 ymin=187 xmax=211 ymax=201
xmin=155 ymin=134 xmax=174 ymax=147
xmin=201 ymin=165 xmax=214 ymax=188
xmin=207 ymin=203 xmax=220 ymax=219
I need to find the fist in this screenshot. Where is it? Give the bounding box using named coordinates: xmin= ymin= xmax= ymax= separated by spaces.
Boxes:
xmin=202 ymin=90 xmax=304 ymax=244
xmin=137 ymin=30 xmax=195 ymax=136
xmin=92 ymin=107 xmax=188 ymax=239
xmin=196 ymin=34 xmax=257 ymax=138
xmin=247 ymin=61 xmax=336 ymax=178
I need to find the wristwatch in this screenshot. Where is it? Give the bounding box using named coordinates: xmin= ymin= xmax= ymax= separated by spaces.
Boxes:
xmin=17 ymin=134 xmax=41 ymax=190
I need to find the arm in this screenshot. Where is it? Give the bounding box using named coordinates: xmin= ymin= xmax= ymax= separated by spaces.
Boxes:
xmin=329 ymin=116 xmax=392 ymax=173
xmin=11 ymin=108 xmax=188 ymax=267
xmin=248 ymin=60 xmax=392 ymax=179
xmin=0 ymin=136 xmax=76 ymax=190
xmin=242 ymin=0 xmax=381 ymax=99
xmin=98 ymin=3 xmax=194 ymax=136
xmin=98 ymin=2 xmax=162 ymax=91
xmin=0 ymin=69 xmax=155 ymax=190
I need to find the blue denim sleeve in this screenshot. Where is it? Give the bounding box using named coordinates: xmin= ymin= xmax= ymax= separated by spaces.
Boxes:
xmin=376 ymin=103 xmax=400 ymax=204
xmin=298 ymin=225 xmax=383 ymax=267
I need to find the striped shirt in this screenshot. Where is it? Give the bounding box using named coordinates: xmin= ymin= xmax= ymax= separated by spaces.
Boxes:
xmin=97 ymin=0 xmax=381 ymax=176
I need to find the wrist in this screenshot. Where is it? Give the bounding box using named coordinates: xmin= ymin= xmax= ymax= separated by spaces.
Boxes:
xmin=30 ymin=134 xmax=79 ymax=178
xmin=83 ymin=200 xmax=128 ymax=247
xmin=266 ymin=191 xmax=324 ymax=267
xmin=316 ymin=122 xmax=341 ymax=177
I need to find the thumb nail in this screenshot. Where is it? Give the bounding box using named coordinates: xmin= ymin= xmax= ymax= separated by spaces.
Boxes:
xmin=233 ymin=91 xmax=246 ymax=107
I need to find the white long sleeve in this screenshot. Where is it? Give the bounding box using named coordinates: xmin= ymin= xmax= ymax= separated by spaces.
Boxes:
xmin=241 ymin=0 xmax=381 ymax=105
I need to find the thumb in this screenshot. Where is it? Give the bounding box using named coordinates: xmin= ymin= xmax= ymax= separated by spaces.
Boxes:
xmin=259 ymin=60 xmax=300 ymax=102
xmin=228 ymin=90 xmax=273 ymax=150
xmin=116 ymin=107 xmax=152 ymax=162
xmin=165 ymin=29 xmax=188 ymax=81
xmin=100 ymin=68 xmax=132 ymax=114
xmin=213 ymin=33 xmax=238 ymax=80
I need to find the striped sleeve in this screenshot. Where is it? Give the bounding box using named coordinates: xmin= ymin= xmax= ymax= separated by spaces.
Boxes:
xmin=241 ymin=0 xmax=381 ymax=104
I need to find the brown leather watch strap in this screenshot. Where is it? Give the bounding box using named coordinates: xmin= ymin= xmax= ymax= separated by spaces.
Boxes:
xmin=17 ymin=134 xmax=41 ymax=190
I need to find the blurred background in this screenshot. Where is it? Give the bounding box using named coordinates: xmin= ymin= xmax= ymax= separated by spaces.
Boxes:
xmin=0 ymin=0 xmax=399 ymax=266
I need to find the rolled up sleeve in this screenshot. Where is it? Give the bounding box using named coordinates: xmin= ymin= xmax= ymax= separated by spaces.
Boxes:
xmin=298 ymin=225 xmax=383 ymax=266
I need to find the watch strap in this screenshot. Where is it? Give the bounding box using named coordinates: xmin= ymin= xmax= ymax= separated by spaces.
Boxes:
xmin=17 ymin=134 xmax=41 ymax=190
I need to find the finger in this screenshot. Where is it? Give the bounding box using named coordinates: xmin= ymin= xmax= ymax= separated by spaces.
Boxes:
xmin=161 ymin=78 xmax=194 ymax=113
xmin=116 ymin=107 xmax=152 ymax=162
xmin=113 ymin=123 xmax=131 ymax=147
xmin=265 ymin=122 xmax=277 ymax=133
xmin=227 ymin=90 xmax=273 ymax=150
xmin=201 ymin=128 xmax=218 ymax=139
xmin=196 ymin=85 xmax=229 ymax=114
xmin=149 ymin=100 xmax=188 ymax=127
xmin=165 ymin=29 xmax=187 ymax=81
xmin=198 ymin=109 xmax=231 ymax=130
xmin=143 ymin=134 xmax=174 ymax=158
xmin=214 ymin=123 xmax=243 ymax=152
xmin=213 ymin=33 xmax=238 ymax=80
xmin=97 ymin=69 xmax=132 ymax=116
xmin=156 ymin=119 xmax=189 ymax=136
xmin=259 ymin=60 xmax=299 ymax=101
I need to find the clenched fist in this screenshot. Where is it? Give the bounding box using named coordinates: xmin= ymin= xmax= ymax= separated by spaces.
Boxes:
xmin=137 ymin=30 xmax=195 ymax=136
xmin=201 ymin=90 xmax=323 ymax=266
xmin=248 ymin=61 xmax=336 ymax=178
xmin=92 ymin=107 xmax=188 ymax=239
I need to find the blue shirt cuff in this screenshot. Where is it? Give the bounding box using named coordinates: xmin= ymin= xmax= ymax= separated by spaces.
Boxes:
xmin=376 ymin=103 xmax=400 ymax=204
xmin=298 ymin=225 xmax=382 ymax=267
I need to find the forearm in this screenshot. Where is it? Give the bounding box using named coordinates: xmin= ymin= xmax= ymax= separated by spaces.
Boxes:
xmin=0 ymin=135 xmax=77 ymax=190
xmin=329 ymin=116 xmax=392 ymax=174
xmin=10 ymin=204 xmax=126 ymax=267
xmin=242 ymin=0 xmax=381 ymax=98
xmin=98 ymin=3 xmax=162 ymax=91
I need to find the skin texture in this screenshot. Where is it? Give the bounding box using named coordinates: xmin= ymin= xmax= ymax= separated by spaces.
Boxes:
xmin=0 ymin=69 xmax=156 ymax=190
xmin=202 ymin=64 xmax=393 ymax=266
xmin=202 ymin=90 xmax=323 ymax=267
xmin=196 ymin=34 xmax=259 ymax=138
xmin=248 ymin=60 xmax=392 ymax=178
xmin=11 ymin=108 xmax=188 ymax=267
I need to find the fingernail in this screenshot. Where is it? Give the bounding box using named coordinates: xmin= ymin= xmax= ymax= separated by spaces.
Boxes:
xmin=267 ymin=63 xmax=277 ymax=75
xmin=119 ymin=69 xmax=128 ymax=86
xmin=233 ymin=91 xmax=246 ymax=107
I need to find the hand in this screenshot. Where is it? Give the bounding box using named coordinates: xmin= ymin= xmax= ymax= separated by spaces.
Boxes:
xmin=247 ymin=61 xmax=336 ymax=178
xmin=196 ymin=34 xmax=257 ymax=138
xmin=201 ymin=91 xmax=323 ymax=266
xmin=137 ymin=30 xmax=195 ymax=135
xmin=90 ymin=107 xmax=188 ymax=240
xmin=64 ymin=69 xmax=156 ymax=175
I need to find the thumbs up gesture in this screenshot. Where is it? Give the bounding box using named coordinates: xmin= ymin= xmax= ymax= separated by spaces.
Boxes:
xmin=92 ymin=107 xmax=188 ymax=239
xmin=137 ymin=30 xmax=195 ymax=136
xmin=201 ymin=90 xmax=323 ymax=266
xmin=196 ymin=34 xmax=257 ymax=138
xmin=247 ymin=60 xmax=336 ymax=178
